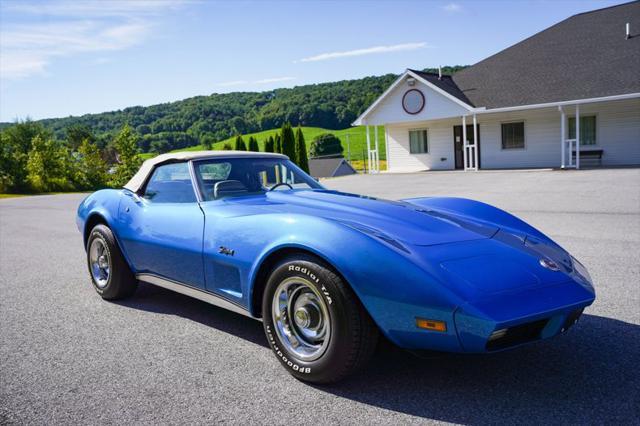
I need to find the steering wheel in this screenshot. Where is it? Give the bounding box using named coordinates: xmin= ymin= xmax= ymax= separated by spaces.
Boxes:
xmin=269 ymin=182 xmax=293 ymax=191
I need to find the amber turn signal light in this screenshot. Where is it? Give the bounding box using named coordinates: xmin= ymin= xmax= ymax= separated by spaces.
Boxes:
xmin=415 ymin=318 xmax=447 ymax=332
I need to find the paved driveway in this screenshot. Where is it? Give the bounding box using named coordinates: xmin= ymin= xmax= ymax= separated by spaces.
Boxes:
xmin=1 ymin=168 xmax=639 ymax=424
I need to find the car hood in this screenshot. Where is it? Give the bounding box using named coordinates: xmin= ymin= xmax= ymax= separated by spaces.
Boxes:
xmin=249 ymin=190 xmax=499 ymax=246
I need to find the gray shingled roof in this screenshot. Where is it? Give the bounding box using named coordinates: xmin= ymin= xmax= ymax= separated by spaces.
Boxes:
xmin=309 ymin=157 xmax=356 ymax=178
xmin=407 ymin=71 xmax=473 ymax=106
xmin=418 ymin=1 xmax=640 ymax=109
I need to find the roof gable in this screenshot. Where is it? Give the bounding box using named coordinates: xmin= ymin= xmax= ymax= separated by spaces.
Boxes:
xmin=353 ymin=70 xmax=473 ymax=125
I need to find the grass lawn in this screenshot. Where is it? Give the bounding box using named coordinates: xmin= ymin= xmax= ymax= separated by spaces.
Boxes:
xmin=139 ymin=126 xmax=386 ymax=162
xmin=0 ymin=192 xmax=88 ymax=199
xmin=349 ymin=159 xmax=387 ymax=173
xmin=0 ymin=194 xmax=31 ymax=199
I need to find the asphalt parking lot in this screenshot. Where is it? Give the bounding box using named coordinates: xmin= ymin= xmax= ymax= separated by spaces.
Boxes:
xmin=1 ymin=168 xmax=639 ymax=425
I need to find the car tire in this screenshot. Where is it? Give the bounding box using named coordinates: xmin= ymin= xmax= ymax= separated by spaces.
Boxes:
xmin=262 ymin=254 xmax=378 ymax=383
xmin=86 ymin=224 xmax=137 ymax=300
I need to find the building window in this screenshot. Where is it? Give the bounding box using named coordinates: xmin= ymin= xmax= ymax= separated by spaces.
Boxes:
xmin=568 ymin=116 xmax=596 ymax=146
xmin=501 ymin=122 xmax=525 ymax=149
xmin=409 ymin=129 xmax=428 ymax=154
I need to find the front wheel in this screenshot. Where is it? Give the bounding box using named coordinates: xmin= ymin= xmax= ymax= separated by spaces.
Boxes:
xmin=86 ymin=224 xmax=137 ymax=300
xmin=262 ymin=255 xmax=378 ymax=383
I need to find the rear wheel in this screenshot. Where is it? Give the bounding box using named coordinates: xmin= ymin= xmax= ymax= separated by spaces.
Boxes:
xmin=86 ymin=224 xmax=137 ymax=300
xmin=262 ymin=255 xmax=378 ymax=383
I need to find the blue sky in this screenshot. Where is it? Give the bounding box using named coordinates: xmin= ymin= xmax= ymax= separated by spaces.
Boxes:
xmin=0 ymin=0 xmax=624 ymax=122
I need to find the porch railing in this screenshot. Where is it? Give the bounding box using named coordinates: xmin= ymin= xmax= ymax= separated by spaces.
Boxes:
xmin=563 ymin=138 xmax=577 ymax=168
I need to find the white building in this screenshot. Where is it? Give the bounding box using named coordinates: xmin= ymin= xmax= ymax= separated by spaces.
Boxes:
xmin=354 ymin=2 xmax=640 ymax=172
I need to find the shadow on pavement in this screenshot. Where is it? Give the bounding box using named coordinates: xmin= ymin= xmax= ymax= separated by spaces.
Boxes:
xmin=117 ymin=284 xmax=639 ymax=424
xmin=116 ymin=281 xmax=268 ymax=348
xmin=322 ymin=314 xmax=640 ymax=424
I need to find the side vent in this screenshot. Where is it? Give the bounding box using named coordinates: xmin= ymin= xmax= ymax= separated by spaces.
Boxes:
xmin=213 ymin=262 xmax=242 ymax=296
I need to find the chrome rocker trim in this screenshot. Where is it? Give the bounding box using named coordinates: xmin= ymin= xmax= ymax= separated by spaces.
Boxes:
xmin=136 ymin=273 xmax=258 ymax=319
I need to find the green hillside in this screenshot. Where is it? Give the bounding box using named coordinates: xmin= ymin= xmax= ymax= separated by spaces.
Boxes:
xmin=2 ymin=66 xmax=467 ymax=193
xmin=139 ymin=126 xmax=386 ymax=162
xmin=3 ymin=66 xmax=466 ymax=157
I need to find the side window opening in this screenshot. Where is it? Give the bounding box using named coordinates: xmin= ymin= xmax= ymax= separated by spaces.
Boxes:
xmin=143 ymin=162 xmax=196 ymax=203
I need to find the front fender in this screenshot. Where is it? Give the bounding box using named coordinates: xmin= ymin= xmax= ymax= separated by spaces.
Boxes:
xmin=245 ymin=215 xmax=465 ymax=351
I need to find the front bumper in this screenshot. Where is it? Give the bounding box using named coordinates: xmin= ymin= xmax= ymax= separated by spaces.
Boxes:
xmin=454 ymin=280 xmax=595 ymax=352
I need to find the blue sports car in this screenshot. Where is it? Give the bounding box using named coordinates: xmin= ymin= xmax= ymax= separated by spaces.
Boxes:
xmin=77 ymin=151 xmax=595 ymax=383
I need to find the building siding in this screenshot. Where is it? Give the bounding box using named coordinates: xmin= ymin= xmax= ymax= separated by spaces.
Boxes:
xmin=384 ymin=98 xmax=640 ymax=172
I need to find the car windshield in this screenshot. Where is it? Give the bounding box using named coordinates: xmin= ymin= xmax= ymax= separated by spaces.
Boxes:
xmin=194 ymin=157 xmax=323 ymax=201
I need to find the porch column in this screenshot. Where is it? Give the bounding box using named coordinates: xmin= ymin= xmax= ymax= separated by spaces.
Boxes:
xmin=473 ymin=114 xmax=478 ymax=170
xmin=365 ymin=125 xmax=371 ymax=174
xmin=374 ymin=125 xmax=379 ymax=173
xmin=384 ymin=126 xmax=390 ymax=172
xmin=575 ymin=104 xmax=580 ymax=170
xmin=559 ymin=106 xmax=566 ymax=168
xmin=462 ymin=115 xmax=467 ymax=170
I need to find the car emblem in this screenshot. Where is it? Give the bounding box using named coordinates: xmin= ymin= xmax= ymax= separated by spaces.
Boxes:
xmin=539 ymin=258 xmax=560 ymax=271
xmin=218 ymin=246 xmax=235 ymax=256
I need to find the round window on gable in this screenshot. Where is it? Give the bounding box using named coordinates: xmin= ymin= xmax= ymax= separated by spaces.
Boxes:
xmin=402 ymin=89 xmax=425 ymax=115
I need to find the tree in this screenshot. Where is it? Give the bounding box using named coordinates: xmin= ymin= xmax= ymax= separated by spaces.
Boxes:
xmin=0 ymin=120 xmax=50 ymax=192
xmin=275 ymin=134 xmax=282 ymax=153
xmin=201 ymin=134 xmax=216 ymax=150
xmin=248 ymin=136 xmax=259 ymax=152
xmin=222 ymin=143 xmax=232 ymax=150
xmin=110 ymin=124 xmax=142 ymax=188
xmin=75 ymin=139 xmax=108 ymax=190
xmin=294 ymin=126 xmax=309 ymax=173
xmin=26 ymin=135 xmax=74 ymax=192
xmin=309 ymin=133 xmax=343 ymax=158
xmin=150 ymin=139 xmax=171 ymax=154
xmin=234 ymin=135 xmax=247 ymax=151
xmin=280 ymin=122 xmax=295 ymax=160
xmin=66 ymin=124 xmax=95 ymax=150
xmin=264 ymin=136 xmax=275 ymax=152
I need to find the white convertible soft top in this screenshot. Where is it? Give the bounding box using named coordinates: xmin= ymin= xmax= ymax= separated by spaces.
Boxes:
xmin=123 ymin=150 xmax=287 ymax=192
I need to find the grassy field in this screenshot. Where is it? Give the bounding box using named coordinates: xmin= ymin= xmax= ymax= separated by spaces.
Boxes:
xmin=0 ymin=194 xmax=31 ymax=199
xmin=0 ymin=193 xmax=84 ymax=199
xmin=140 ymin=126 xmax=386 ymax=162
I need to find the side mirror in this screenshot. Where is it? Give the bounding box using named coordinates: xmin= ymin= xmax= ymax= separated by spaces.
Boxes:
xmin=124 ymin=190 xmax=143 ymax=204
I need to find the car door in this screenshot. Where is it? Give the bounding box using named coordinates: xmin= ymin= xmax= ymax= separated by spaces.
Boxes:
xmin=118 ymin=162 xmax=206 ymax=289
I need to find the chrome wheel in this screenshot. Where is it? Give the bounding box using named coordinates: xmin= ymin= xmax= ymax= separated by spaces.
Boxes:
xmin=89 ymin=238 xmax=110 ymax=288
xmin=272 ymin=277 xmax=331 ymax=361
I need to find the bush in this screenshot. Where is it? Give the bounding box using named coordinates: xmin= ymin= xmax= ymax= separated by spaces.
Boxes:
xmin=201 ymin=134 xmax=216 ymax=150
xmin=309 ymin=133 xmax=343 ymax=158
xmin=234 ymin=135 xmax=247 ymax=151
xmin=264 ymin=136 xmax=275 ymax=152
xmin=248 ymin=136 xmax=259 ymax=152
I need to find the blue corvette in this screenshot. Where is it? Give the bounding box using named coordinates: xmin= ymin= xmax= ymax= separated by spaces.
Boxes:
xmin=77 ymin=151 xmax=595 ymax=383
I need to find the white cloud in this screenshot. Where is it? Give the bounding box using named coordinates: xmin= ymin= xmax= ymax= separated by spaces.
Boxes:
xmin=0 ymin=0 xmax=186 ymax=80
xmin=0 ymin=52 xmax=48 ymax=79
xmin=217 ymin=80 xmax=249 ymax=87
xmin=254 ymin=77 xmax=296 ymax=84
xmin=217 ymin=77 xmax=296 ymax=87
xmin=296 ymin=42 xmax=430 ymax=63
xmin=4 ymin=0 xmax=186 ymax=17
xmin=442 ymin=3 xmax=462 ymax=12
xmin=93 ymin=57 xmax=113 ymax=65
